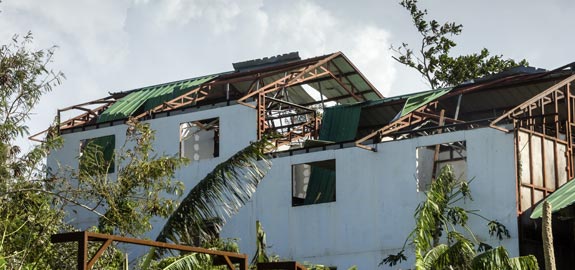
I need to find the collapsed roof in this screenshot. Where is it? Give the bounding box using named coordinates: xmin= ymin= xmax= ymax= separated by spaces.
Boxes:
xmin=31 ymin=52 xmax=575 ymax=153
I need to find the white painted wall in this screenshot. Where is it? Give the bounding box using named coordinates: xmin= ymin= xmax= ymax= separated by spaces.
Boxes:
xmin=48 ymin=104 xmax=519 ymax=269
xmin=221 ymin=127 xmax=519 ymax=269
xmin=47 ymin=103 xmax=257 ymax=259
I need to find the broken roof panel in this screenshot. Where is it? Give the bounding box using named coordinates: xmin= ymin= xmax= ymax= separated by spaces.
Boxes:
xmin=399 ymin=87 xmax=451 ymax=117
xmin=319 ymin=103 xmax=363 ymax=142
xmin=530 ymin=178 xmax=575 ymax=219
xmin=97 ymin=74 xmax=218 ymax=123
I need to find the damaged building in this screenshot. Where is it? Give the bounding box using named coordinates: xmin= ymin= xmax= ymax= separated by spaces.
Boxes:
xmin=39 ymin=52 xmax=575 ymax=269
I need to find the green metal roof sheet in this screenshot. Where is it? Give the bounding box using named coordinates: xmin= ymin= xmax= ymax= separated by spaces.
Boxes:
xmin=399 ymin=87 xmax=452 ymax=117
xmin=319 ymin=103 xmax=363 ymax=142
xmin=530 ymin=178 xmax=575 ymax=219
xmin=97 ymin=75 xmax=218 ymax=123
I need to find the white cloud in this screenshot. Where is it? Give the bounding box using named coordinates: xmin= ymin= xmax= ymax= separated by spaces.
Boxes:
xmin=263 ymin=0 xmax=395 ymax=94
xmin=1 ymin=0 xmax=397 ymax=148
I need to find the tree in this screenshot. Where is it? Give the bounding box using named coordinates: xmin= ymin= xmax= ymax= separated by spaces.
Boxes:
xmin=72 ymin=117 xmax=187 ymax=237
xmin=0 ymin=32 xmax=67 ymax=269
xmin=381 ymin=166 xmax=538 ymax=269
xmin=393 ymin=0 xmax=528 ymax=89
xmin=0 ymin=32 xmax=188 ymax=268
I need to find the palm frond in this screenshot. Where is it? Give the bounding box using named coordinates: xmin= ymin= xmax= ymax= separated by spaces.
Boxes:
xmin=509 ymin=255 xmax=539 ymax=270
xmin=155 ymin=139 xmax=272 ymax=254
xmin=471 ymin=246 xmax=512 ymax=270
xmin=422 ymin=244 xmax=448 ymax=269
xmin=434 ymin=237 xmax=475 ymax=269
xmin=161 ymin=253 xmax=211 ymax=270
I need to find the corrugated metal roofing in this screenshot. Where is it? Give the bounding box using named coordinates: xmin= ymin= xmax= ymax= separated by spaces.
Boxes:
xmin=399 ymin=87 xmax=451 ymax=117
xmin=319 ymin=104 xmax=363 ymax=142
xmin=530 ymin=179 xmax=575 ymax=219
xmin=98 ymin=75 xmax=217 ymax=123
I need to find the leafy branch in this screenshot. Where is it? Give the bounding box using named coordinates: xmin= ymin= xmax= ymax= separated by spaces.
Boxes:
xmin=393 ymin=0 xmax=528 ymax=89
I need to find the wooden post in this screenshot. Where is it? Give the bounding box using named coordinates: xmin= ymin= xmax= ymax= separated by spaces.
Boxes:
xmin=542 ymin=201 xmax=556 ymax=270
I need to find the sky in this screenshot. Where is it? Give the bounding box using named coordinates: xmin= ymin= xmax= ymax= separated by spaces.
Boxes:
xmin=1 ymin=0 xmax=574 ymax=148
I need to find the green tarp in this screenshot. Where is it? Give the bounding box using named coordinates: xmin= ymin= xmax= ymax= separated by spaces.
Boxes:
xmin=318 ymin=103 xmax=363 ymax=142
xmin=98 ymin=75 xmax=217 ymax=123
xmin=530 ymin=178 xmax=575 ymax=219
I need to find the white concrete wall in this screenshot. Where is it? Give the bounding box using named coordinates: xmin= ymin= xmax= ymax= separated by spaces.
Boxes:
xmin=48 ymin=103 xmax=519 ymax=268
xmin=47 ymin=103 xmax=257 ymax=259
xmin=221 ymin=127 xmax=519 ymax=269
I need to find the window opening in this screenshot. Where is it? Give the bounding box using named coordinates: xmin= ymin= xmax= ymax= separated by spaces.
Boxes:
xmin=79 ymin=135 xmax=115 ymax=174
xmin=416 ymin=141 xmax=466 ymax=191
xmin=180 ymin=118 xmax=220 ymax=161
xmin=292 ymin=159 xmax=336 ymax=206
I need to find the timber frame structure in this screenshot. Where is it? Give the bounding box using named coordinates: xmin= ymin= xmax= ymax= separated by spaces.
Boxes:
xmin=32 ymin=53 xmax=575 ymax=214
xmin=51 ymin=231 xmax=248 ymax=270
xmin=31 ymin=52 xmax=383 ymax=149
xmin=39 ymin=52 xmax=575 ymax=268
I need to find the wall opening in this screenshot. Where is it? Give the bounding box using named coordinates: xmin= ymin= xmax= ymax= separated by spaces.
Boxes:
xmin=180 ymin=118 xmax=220 ymax=161
xmin=416 ymin=141 xmax=466 ymax=191
xmin=79 ymin=135 xmax=115 ymax=174
xmin=292 ymin=159 xmax=336 ymax=206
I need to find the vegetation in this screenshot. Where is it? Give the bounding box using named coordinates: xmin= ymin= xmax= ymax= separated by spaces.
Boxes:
xmin=0 ymin=32 xmax=187 ymax=268
xmin=0 ymin=32 xmax=66 ymax=269
xmin=74 ymin=117 xmax=187 ymax=237
xmin=393 ymin=0 xmax=528 ymax=89
xmin=381 ymin=166 xmax=538 ymax=269
xmin=155 ymin=138 xmax=272 ymax=254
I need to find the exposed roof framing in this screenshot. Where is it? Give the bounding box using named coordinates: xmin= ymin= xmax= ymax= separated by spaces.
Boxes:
xmin=237 ymin=51 xmax=381 ymax=108
xmin=355 ymin=102 xmax=461 ymax=151
xmin=490 ymin=74 xmax=575 ymax=132
xmin=39 ymin=52 xmax=382 ymax=150
xmin=352 ymin=64 xmax=575 ymax=151
xmin=29 ymin=96 xmax=116 ymax=142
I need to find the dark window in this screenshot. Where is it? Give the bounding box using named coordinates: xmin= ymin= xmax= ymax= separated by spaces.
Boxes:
xmin=80 ymin=135 xmax=115 ymax=174
xmin=292 ymin=159 xmax=336 ymax=206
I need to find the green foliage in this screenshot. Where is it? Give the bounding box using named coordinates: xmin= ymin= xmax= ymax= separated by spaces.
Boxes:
xmin=73 ymin=117 xmax=187 ymax=236
xmin=0 ymin=31 xmax=67 ymax=269
xmin=471 ymin=246 xmax=539 ymax=270
xmin=0 ymin=29 xmax=187 ymax=268
xmin=251 ymin=220 xmax=271 ymax=265
xmin=0 ymin=32 xmax=64 ymax=141
xmin=145 ymin=238 xmax=239 ymax=270
xmin=381 ymin=166 xmax=538 ymax=270
xmin=394 ymin=0 xmax=528 ymax=89
xmin=155 ymin=138 xmax=272 ymax=254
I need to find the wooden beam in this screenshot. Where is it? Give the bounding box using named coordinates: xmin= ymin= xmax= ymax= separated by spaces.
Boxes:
xmin=490 ymin=74 xmax=575 ymax=130
xmin=51 ymin=231 xmax=249 ymax=270
xmin=237 ymin=52 xmax=341 ymax=106
xmin=355 ymin=105 xmax=431 ymax=151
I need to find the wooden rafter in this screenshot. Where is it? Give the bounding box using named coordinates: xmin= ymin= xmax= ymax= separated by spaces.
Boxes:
xmin=326 ymin=61 xmax=362 ymax=101
xmin=490 ymin=74 xmax=575 ymax=132
xmin=29 ymin=97 xmax=116 ymax=142
xmin=354 ymin=103 xmax=440 ymax=151
xmin=237 ymin=52 xmax=342 ymax=108
xmin=320 ymin=66 xmax=361 ymax=102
